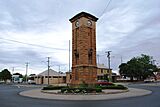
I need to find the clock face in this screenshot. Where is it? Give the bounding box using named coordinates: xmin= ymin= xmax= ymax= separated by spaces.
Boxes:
xmin=75 ymin=20 xmax=79 ymax=27
xmin=87 ymin=20 xmax=92 ymax=26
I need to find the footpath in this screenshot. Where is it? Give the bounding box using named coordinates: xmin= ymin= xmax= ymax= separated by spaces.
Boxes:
xmin=19 ymin=88 xmax=152 ymax=101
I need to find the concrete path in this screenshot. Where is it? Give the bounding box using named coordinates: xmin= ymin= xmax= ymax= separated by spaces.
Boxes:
xmin=19 ymin=88 xmax=152 ymax=100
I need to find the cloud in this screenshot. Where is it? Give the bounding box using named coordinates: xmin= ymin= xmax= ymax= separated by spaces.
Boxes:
xmin=0 ymin=0 xmax=160 ymax=74
xmin=96 ymin=0 xmax=160 ymax=73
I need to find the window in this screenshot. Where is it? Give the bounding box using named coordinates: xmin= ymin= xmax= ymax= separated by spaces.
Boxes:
xmin=101 ymin=69 xmax=103 ymax=74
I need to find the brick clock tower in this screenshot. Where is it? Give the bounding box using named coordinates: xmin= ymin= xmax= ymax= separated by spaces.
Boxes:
xmin=69 ymin=12 xmax=98 ymax=86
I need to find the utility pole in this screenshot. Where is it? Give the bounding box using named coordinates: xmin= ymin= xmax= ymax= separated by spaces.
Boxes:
xmin=106 ymin=51 xmax=112 ymax=82
xmin=69 ymin=40 xmax=71 ymax=84
xmin=12 ymin=67 xmax=14 ymax=83
xmin=120 ymin=56 xmax=123 ymax=64
xmin=25 ymin=62 xmax=29 ymax=83
xmin=58 ymin=65 xmax=61 ymax=73
xmin=58 ymin=65 xmax=61 ymax=84
xmin=97 ymin=54 xmax=100 ymax=64
xmin=69 ymin=40 xmax=70 ymax=72
xmin=12 ymin=67 xmax=14 ymax=74
xmin=47 ymin=57 xmax=50 ymax=85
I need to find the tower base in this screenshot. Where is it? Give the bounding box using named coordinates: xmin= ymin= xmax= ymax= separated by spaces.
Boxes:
xmin=71 ymin=65 xmax=97 ymax=86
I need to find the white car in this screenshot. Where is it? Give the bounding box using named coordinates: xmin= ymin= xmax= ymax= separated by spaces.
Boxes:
xmin=144 ymin=78 xmax=155 ymax=83
xmin=28 ymin=80 xmax=36 ymax=84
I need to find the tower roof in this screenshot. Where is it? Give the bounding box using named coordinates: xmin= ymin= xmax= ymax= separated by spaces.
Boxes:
xmin=69 ymin=12 xmax=98 ymax=22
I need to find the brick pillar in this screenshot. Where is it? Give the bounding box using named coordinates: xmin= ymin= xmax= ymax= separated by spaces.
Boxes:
xmin=69 ymin=12 xmax=98 ymax=86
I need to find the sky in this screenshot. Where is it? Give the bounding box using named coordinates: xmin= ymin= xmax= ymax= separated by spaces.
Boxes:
xmin=0 ymin=0 xmax=160 ymax=75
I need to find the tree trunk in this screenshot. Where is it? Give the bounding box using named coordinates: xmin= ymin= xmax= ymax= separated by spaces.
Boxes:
xmin=130 ymin=76 xmax=133 ymax=82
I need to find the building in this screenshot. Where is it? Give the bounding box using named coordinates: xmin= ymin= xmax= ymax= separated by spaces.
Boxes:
xmin=12 ymin=74 xmax=23 ymax=83
xmin=69 ymin=12 xmax=98 ymax=85
xmin=34 ymin=69 xmax=66 ymax=85
xmin=97 ymin=64 xmax=112 ymax=81
xmin=156 ymin=68 xmax=160 ymax=81
xmin=33 ymin=64 xmax=113 ymax=85
xmin=66 ymin=64 xmax=113 ymax=83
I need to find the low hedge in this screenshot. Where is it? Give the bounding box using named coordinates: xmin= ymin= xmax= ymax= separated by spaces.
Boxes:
xmin=101 ymin=84 xmax=127 ymax=90
xmin=61 ymin=87 xmax=102 ymax=93
xmin=42 ymin=85 xmax=68 ymax=90
xmin=42 ymin=84 xmax=127 ymax=91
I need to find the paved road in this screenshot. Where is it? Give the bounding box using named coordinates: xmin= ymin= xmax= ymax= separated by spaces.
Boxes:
xmin=0 ymin=84 xmax=159 ymax=107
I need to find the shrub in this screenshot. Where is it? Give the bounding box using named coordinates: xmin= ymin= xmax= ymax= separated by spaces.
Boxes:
xmin=42 ymin=85 xmax=67 ymax=90
xmin=95 ymin=88 xmax=102 ymax=92
xmin=101 ymin=84 xmax=127 ymax=90
xmin=61 ymin=87 xmax=102 ymax=93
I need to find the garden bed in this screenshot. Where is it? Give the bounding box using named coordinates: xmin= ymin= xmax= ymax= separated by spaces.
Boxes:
xmin=41 ymin=84 xmax=127 ymax=95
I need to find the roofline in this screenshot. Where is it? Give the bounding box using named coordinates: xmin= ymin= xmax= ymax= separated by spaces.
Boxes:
xmin=69 ymin=12 xmax=98 ymax=22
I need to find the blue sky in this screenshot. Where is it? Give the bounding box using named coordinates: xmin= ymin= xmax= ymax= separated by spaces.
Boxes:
xmin=0 ymin=0 xmax=160 ymax=75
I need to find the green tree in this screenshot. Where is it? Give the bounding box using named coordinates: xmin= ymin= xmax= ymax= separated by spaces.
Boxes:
xmin=1 ymin=69 xmax=12 ymax=83
xmin=119 ymin=54 xmax=158 ymax=81
xmin=119 ymin=63 xmax=128 ymax=77
xmin=136 ymin=54 xmax=158 ymax=80
xmin=0 ymin=72 xmax=2 ymax=80
xmin=13 ymin=73 xmax=23 ymax=78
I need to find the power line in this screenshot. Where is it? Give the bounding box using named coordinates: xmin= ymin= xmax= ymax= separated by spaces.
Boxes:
xmin=0 ymin=37 xmax=68 ymax=51
xmin=0 ymin=37 xmax=103 ymax=53
xmin=97 ymin=0 xmax=112 ymax=25
xmin=99 ymin=0 xmax=112 ymax=18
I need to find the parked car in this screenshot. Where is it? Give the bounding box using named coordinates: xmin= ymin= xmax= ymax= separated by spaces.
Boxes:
xmin=96 ymin=80 xmax=113 ymax=86
xmin=28 ymin=80 xmax=36 ymax=84
xmin=144 ymin=78 xmax=155 ymax=83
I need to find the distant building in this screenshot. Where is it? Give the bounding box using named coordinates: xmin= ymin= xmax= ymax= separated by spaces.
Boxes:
xmin=34 ymin=69 xmax=66 ymax=85
xmin=66 ymin=64 xmax=113 ymax=83
xmin=33 ymin=65 xmax=113 ymax=85
xmin=156 ymin=68 xmax=160 ymax=81
xmin=12 ymin=75 xmax=23 ymax=83
xmin=97 ymin=64 xmax=112 ymax=81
